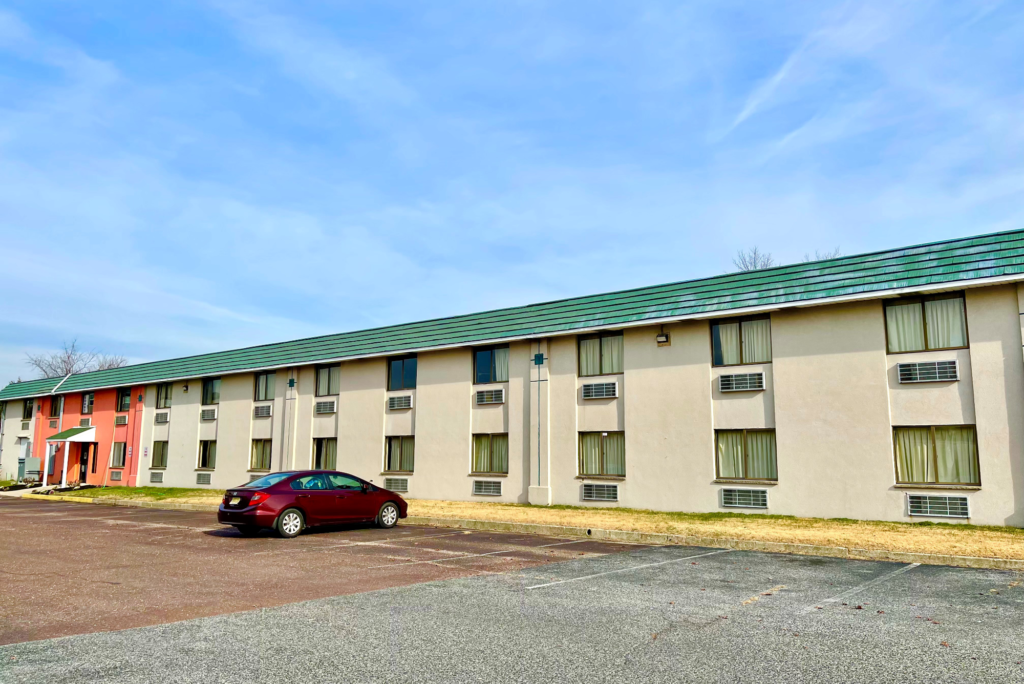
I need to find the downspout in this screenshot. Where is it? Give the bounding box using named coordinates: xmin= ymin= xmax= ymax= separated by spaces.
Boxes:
xmin=50 ymin=376 xmax=70 ymax=487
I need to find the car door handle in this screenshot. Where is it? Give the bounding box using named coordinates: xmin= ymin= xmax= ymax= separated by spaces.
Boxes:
xmin=296 ymin=494 xmax=310 ymax=499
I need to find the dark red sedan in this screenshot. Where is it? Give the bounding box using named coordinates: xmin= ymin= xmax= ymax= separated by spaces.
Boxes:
xmin=218 ymin=470 xmax=408 ymax=538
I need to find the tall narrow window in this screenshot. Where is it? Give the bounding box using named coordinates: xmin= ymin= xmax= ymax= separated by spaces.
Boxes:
xmin=385 ymin=436 xmax=415 ymax=472
xmin=49 ymin=396 xmax=63 ymax=418
xmin=198 ymin=440 xmax=217 ymax=469
xmin=315 ymin=365 xmax=340 ymax=396
xmin=475 ymin=346 xmax=510 ymax=384
xmin=152 ymin=441 xmax=169 ymax=469
xmin=116 ymin=388 xmax=132 ymax=412
xmin=156 ymin=383 xmax=173 ymax=409
xmin=388 ymin=356 xmax=417 ymax=391
xmin=111 ymin=442 xmax=127 ymax=468
xmin=254 ymin=372 xmax=276 ymax=401
xmin=313 ymin=438 xmax=337 ymax=470
xmin=579 ymin=332 xmax=624 ymax=377
xmin=201 ymin=378 xmax=221 ymax=406
xmin=712 ymin=317 xmax=772 ymax=366
xmin=81 ymin=393 xmax=94 ymax=415
xmin=885 ymin=294 xmax=967 ymax=353
xmin=472 ymin=433 xmax=509 ymax=474
xmin=715 ymin=429 xmax=777 ymax=480
xmin=578 ymin=432 xmax=626 ymax=477
xmin=894 ymin=425 xmax=979 ymax=485
xmin=251 ymin=439 xmax=273 ymax=471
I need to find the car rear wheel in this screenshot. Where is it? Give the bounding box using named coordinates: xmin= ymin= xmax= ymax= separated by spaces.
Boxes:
xmin=235 ymin=525 xmax=260 ymax=537
xmin=277 ymin=509 xmax=305 ymax=538
xmin=377 ymin=502 xmax=399 ymax=528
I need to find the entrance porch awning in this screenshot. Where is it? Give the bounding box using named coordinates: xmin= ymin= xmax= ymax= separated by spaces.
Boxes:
xmin=46 ymin=427 xmax=96 ymax=443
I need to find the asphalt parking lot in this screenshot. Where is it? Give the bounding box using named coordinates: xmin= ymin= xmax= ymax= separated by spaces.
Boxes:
xmin=2 ymin=498 xmax=1023 ymax=683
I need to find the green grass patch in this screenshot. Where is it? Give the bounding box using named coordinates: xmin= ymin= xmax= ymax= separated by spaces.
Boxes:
xmin=0 ymin=480 xmax=15 ymax=488
xmin=62 ymin=486 xmax=225 ymax=501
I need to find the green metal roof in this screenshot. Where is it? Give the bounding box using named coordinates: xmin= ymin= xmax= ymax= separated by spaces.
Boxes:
xmin=1 ymin=377 xmax=63 ymax=401
xmin=47 ymin=426 xmax=92 ymax=441
xmin=3 ymin=228 xmax=1024 ymax=401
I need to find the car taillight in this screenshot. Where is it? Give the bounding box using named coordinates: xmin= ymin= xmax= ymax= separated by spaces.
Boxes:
xmin=222 ymin=494 xmax=231 ymax=504
xmin=249 ymin=491 xmax=269 ymax=506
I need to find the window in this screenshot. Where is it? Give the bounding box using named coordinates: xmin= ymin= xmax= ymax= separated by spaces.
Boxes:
xmin=578 ymin=432 xmax=626 ymax=477
xmin=49 ymin=396 xmax=63 ymax=418
xmin=712 ymin=317 xmax=772 ymax=366
xmin=885 ymin=293 xmax=968 ymax=353
xmin=116 ymin=388 xmax=132 ymax=412
xmin=81 ymin=393 xmax=94 ymax=415
xmin=251 ymin=439 xmax=272 ymax=471
xmin=313 ymin=365 xmax=340 ymax=396
xmin=388 ymin=356 xmax=417 ymax=391
xmin=152 ymin=441 xmax=169 ymax=469
xmin=254 ymin=372 xmax=276 ymax=402
xmin=326 ymin=473 xmax=363 ymax=490
xmin=579 ymin=332 xmax=623 ymax=377
xmin=198 ymin=440 xmax=217 ymax=469
xmin=201 ymin=379 xmax=221 ymax=406
xmin=385 ymin=436 xmax=415 ymax=472
xmin=472 ymin=433 xmax=509 ymax=474
xmin=474 ymin=346 xmax=510 ymax=384
xmin=893 ymin=426 xmax=979 ymax=485
xmin=715 ymin=429 xmax=778 ymax=480
xmin=291 ymin=474 xmax=328 ymax=490
xmin=313 ymin=438 xmax=337 ymax=470
xmin=23 ymin=398 xmax=36 ymax=420
xmin=111 ymin=442 xmax=127 ymax=468
xmin=156 ymin=383 xmax=173 ymax=409
xmin=244 ymin=472 xmax=290 ymax=489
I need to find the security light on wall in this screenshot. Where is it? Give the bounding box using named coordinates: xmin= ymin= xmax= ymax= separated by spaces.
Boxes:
xmin=182 ymin=384 xmax=188 ymax=393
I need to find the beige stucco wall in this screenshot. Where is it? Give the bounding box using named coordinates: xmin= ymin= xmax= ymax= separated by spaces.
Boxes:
xmin=712 ymin=363 xmax=775 ymax=429
xmin=0 ymin=402 xmax=30 ymax=480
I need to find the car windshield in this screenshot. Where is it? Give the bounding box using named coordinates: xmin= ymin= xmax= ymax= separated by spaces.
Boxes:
xmin=239 ymin=473 xmax=291 ymax=489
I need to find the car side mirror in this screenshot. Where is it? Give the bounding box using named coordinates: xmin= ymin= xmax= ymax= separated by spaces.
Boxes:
xmin=361 ymin=483 xmax=369 ymax=493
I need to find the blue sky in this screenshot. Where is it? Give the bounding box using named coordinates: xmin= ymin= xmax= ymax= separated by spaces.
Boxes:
xmin=1 ymin=1 xmax=1022 ymax=386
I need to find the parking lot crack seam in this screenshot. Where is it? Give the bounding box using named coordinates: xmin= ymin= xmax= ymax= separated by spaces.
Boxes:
xmin=803 ymin=563 xmax=921 ymax=613
xmin=526 ymin=549 xmax=731 ymax=590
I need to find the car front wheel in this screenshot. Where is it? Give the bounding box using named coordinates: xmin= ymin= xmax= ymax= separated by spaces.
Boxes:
xmin=377 ymin=502 xmax=400 ymax=528
xmin=277 ymin=509 xmax=305 ymax=538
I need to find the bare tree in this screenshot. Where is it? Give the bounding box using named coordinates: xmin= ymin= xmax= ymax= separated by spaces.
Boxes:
xmin=25 ymin=340 xmax=128 ymax=379
xmin=803 ymin=247 xmax=843 ymax=262
xmin=733 ymin=247 xmax=776 ymax=271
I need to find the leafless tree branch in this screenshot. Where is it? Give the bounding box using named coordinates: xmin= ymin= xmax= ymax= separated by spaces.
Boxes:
xmin=733 ymin=247 xmax=776 ymax=271
xmin=25 ymin=340 xmax=128 ymax=379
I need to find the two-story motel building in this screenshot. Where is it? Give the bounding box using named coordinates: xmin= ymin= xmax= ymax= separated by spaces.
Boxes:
xmin=3 ymin=229 xmax=1024 ymax=527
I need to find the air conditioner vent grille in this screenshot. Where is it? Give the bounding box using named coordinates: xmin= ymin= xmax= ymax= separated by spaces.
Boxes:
xmin=582 ymin=383 xmax=618 ymax=399
xmin=149 ymin=471 xmax=164 ymax=484
xmin=200 ymin=408 xmax=217 ymax=421
xmin=253 ymin=404 xmax=273 ymax=418
xmin=898 ymin=361 xmax=959 ymax=383
xmin=110 ymin=471 xmax=123 ymax=482
xmin=315 ymin=400 xmax=337 ymax=414
xmin=388 ymin=395 xmax=413 ymax=410
xmin=49 ymin=420 xmax=58 ymax=429
xmin=21 ymin=420 xmax=30 ymax=431
xmin=196 ymin=472 xmax=212 ymax=485
xmin=154 ymin=412 xmax=169 ymax=424
xmin=475 ymin=389 xmax=505 ymax=405
xmin=384 ymin=477 xmax=408 ymax=493
xmin=908 ymin=494 xmax=969 ymax=518
xmin=721 ymin=488 xmax=768 ymax=509
xmin=249 ymin=474 xmax=264 ymax=482
xmin=114 ymin=415 xmax=128 ymax=426
xmin=719 ymin=373 xmax=765 ymax=392
xmin=473 ymin=480 xmax=502 ymax=496
xmin=79 ymin=418 xmax=91 ymax=428
xmin=582 ymin=483 xmax=618 ymax=501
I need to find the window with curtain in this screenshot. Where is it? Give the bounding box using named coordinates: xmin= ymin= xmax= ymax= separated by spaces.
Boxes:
xmin=893 ymin=425 xmax=979 ymax=485
xmin=201 ymin=379 xmax=221 ymax=406
xmin=156 ymin=383 xmax=173 ymax=409
xmin=313 ymin=438 xmax=336 ymax=470
xmin=116 ymin=388 xmax=132 ymax=412
xmin=472 ymin=433 xmax=509 ymax=474
xmin=249 ymin=439 xmax=272 ymax=470
xmin=254 ymin=372 xmax=276 ymax=401
xmin=315 ymin=365 xmax=340 ymax=396
xmin=388 ymin=356 xmax=417 ymax=391
xmin=578 ymin=333 xmax=624 ymax=377
xmin=49 ymin=396 xmax=63 ymax=418
xmin=578 ymin=432 xmax=626 ymax=477
xmin=474 ymin=346 xmax=510 ymax=384
xmin=198 ymin=440 xmax=217 ymax=469
xmin=152 ymin=441 xmax=169 ymax=469
xmin=712 ymin=317 xmax=772 ymax=366
xmin=111 ymin=442 xmax=127 ymax=468
xmin=385 ymin=436 xmax=415 ymax=472
xmin=715 ymin=429 xmax=777 ymax=480
xmin=885 ymin=294 xmax=967 ymax=353
xmin=82 ymin=393 xmax=94 ymax=415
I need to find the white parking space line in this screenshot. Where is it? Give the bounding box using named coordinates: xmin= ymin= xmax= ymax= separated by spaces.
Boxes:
xmin=526 ymin=549 xmax=731 ymax=590
xmin=803 ymin=563 xmax=921 ymax=612
xmin=366 ymin=538 xmax=591 ymax=569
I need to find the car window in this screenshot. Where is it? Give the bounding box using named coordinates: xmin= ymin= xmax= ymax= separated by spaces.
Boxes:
xmin=290 ymin=474 xmax=328 ymax=491
xmin=241 ymin=473 xmax=290 ymax=489
xmin=326 ymin=473 xmax=363 ymax=490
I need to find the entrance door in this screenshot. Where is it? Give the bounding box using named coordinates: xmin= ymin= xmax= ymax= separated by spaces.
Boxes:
xmin=78 ymin=444 xmax=92 ymax=483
